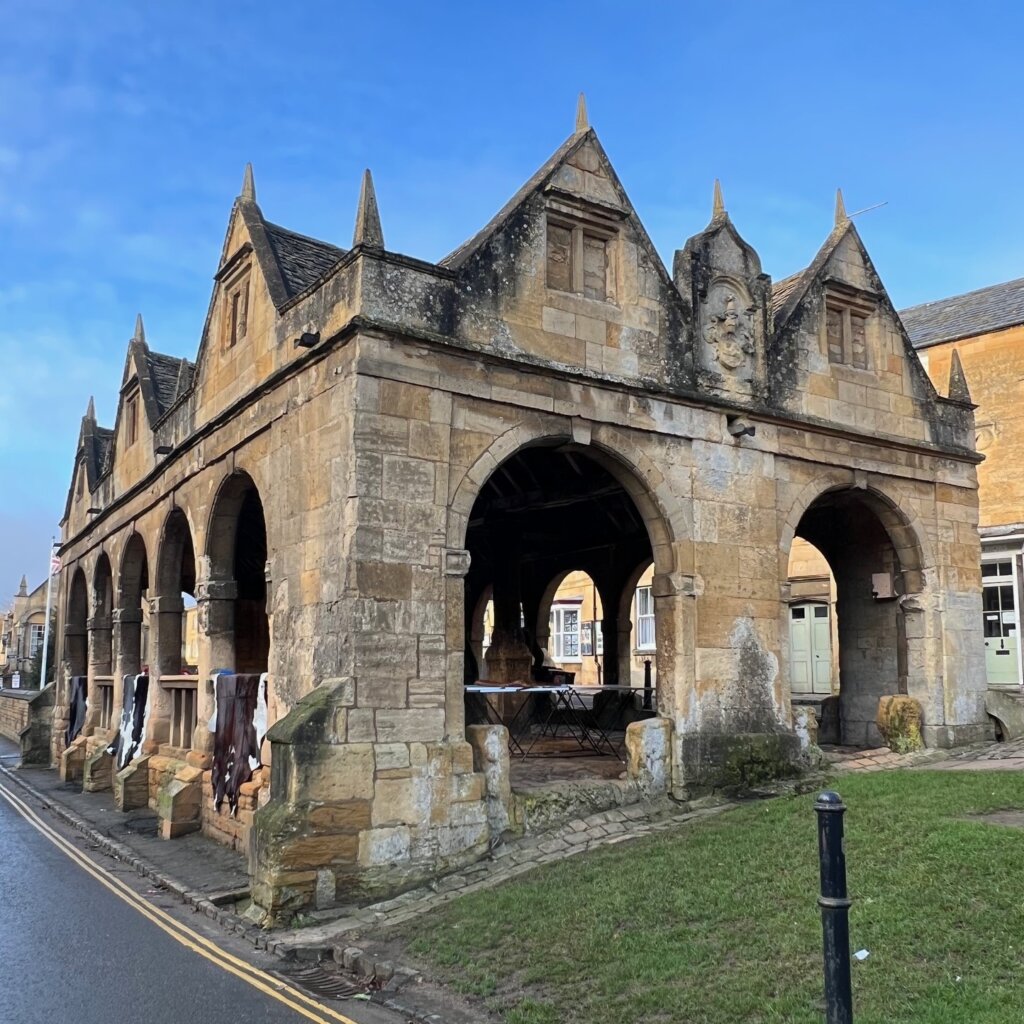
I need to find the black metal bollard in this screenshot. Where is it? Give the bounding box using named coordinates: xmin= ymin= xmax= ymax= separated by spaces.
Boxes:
xmin=642 ymin=659 xmax=653 ymax=710
xmin=816 ymin=791 xmax=853 ymax=1024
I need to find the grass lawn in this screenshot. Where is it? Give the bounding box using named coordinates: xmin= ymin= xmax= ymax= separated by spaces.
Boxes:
xmin=401 ymin=771 xmax=1024 ymax=1023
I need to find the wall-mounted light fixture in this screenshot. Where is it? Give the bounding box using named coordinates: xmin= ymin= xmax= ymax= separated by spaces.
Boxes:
xmin=726 ymin=415 xmax=756 ymax=438
xmin=294 ymin=331 xmax=320 ymax=349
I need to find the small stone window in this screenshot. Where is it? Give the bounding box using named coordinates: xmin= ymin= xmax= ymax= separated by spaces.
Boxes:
xmin=546 ymin=218 xmax=613 ymax=302
xmin=126 ymin=394 xmax=139 ymax=447
xmin=224 ymin=275 xmax=250 ymax=349
xmin=824 ymin=289 xmax=874 ymax=369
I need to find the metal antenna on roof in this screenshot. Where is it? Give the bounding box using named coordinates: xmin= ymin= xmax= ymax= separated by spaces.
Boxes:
xmin=848 ymin=201 xmax=888 ymax=219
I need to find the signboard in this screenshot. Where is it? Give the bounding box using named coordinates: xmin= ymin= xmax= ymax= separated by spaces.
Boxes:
xmin=10 ymin=672 xmax=21 ymax=689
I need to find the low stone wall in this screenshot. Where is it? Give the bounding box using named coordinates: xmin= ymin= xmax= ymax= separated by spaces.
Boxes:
xmin=0 ymin=688 xmax=33 ymax=743
xmin=0 ymin=685 xmax=53 ymax=765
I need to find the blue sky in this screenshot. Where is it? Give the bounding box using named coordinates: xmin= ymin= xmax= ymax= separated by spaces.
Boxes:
xmin=3 ymin=0 xmax=1024 ymax=600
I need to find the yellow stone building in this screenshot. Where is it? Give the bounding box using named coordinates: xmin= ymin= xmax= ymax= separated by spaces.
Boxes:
xmin=903 ymin=281 xmax=1024 ymax=688
xmin=45 ymin=102 xmax=988 ymax=920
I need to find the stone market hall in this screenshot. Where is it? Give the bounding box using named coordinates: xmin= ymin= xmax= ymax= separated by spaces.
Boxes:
xmin=48 ymin=98 xmax=988 ymax=921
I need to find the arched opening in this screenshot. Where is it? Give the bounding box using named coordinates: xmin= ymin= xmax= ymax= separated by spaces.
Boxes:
xmin=118 ymin=532 xmax=150 ymax=677
xmin=792 ymin=488 xmax=924 ymax=747
xmin=155 ymin=508 xmax=197 ymax=750
xmin=463 ymin=442 xmax=661 ymax=770
xmin=64 ymin=566 xmax=90 ymax=747
xmin=206 ymin=473 xmax=270 ymax=674
xmin=155 ymin=509 xmax=197 ymax=676
xmin=66 ymin=567 xmax=88 ymax=678
xmin=786 ymin=538 xmax=838 ymax=698
xmin=91 ymin=553 xmax=115 ymax=732
xmin=115 ymin=532 xmax=151 ymax=767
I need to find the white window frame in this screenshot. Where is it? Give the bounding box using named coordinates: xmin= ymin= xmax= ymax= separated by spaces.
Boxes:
xmin=635 ymin=585 xmax=656 ymax=651
xmin=549 ymin=603 xmax=582 ymax=663
xmin=29 ymin=623 xmax=45 ymax=658
xmin=982 ymin=551 xmax=1024 ymax=689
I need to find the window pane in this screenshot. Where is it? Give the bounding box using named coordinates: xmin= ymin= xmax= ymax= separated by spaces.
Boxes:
xmin=791 ymin=607 xmax=806 ymax=620
xmin=814 ymin=606 xmax=828 ymax=618
xmin=982 ymin=563 xmax=999 ymax=578
xmin=983 ymin=587 xmax=1001 ymax=612
xmin=582 ymin=234 xmax=606 ymax=300
xmin=546 ymin=223 xmax=573 ymax=292
xmin=999 ymin=561 xmax=1014 ymax=576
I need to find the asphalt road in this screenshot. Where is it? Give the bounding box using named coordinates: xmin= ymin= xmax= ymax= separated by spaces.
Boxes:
xmin=0 ymin=739 xmax=405 ymax=1024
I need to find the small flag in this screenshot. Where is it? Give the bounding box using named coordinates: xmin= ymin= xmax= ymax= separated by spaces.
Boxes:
xmin=50 ymin=550 xmax=62 ymax=575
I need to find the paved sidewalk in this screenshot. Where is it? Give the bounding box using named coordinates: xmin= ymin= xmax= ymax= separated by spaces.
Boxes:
xmin=1 ymin=764 xmax=248 ymax=899
xmin=824 ymin=736 xmax=1024 ymax=774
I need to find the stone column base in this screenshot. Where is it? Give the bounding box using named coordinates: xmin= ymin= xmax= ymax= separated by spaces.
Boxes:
xmin=59 ymin=736 xmax=88 ymax=784
xmin=922 ymin=722 xmax=994 ymax=749
xmin=82 ymin=742 xmax=115 ymax=793
xmin=625 ymin=716 xmax=673 ymax=797
xmin=677 ymin=731 xmax=803 ymax=796
xmin=114 ymin=755 xmax=151 ymax=811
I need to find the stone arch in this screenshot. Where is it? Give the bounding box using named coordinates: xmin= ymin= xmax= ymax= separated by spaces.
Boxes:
xmin=204 ymin=470 xmax=269 ymax=675
xmin=780 ymin=476 xmax=932 ymax=583
xmin=154 ymin=505 xmax=197 ymax=676
xmin=448 ymin=420 xmax=680 ymax=579
xmin=117 ymin=531 xmax=150 ymax=679
xmin=780 ymin=476 xmax=933 ymax=746
xmin=65 ymin=565 xmax=89 ymax=679
xmin=456 ymin=425 xmax=680 ymax=739
xmin=90 ymin=551 xmax=114 ymax=679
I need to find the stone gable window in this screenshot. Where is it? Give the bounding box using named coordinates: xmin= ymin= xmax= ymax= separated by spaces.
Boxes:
xmin=823 ymin=287 xmax=874 ymax=369
xmin=546 ymin=216 xmax=614 ymax=302
xmin=126 ymin=393 xmax=139 ymax=447
xmin=223 ymin=270 xmax=251 ymax=350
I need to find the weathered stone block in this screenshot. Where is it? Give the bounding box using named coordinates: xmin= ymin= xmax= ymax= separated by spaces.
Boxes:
xmin=625 ymin=716 xmax=672 ymax=797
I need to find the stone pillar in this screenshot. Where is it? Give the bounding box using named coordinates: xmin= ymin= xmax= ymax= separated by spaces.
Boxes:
xmin=147 ymin=594 xmax=184 ymax=748
xmin=85 ymin=614 xmax=112 ymax=735
xmin=195 ymin=576 xmax=238 ymax=752
xmin=601 ymin=612 xmax=620 ymax=686
xmin=113 ymin=606 xmax=143 ymax=722
xmin=444 ymin=549 xmax=471 ymax=740
xmin=483 ymin=540 xmax=532 ymax=683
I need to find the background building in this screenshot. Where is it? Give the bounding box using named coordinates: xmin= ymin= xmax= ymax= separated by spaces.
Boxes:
xmin=1 ymin=575 xmax=51 ymax=687
xmin=902 ymin=280 xmax=1024 ymax=688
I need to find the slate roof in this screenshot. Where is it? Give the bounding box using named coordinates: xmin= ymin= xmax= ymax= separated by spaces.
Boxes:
xmin=148 ymin=351 xmax=194 ymax=417
xmin=264 ymin=222 xmax=346 ymax=299
xmin=899 ymin=277 xmax=1024 ymax=349
xmin=770 ymin=270 xmax=805 ymax=317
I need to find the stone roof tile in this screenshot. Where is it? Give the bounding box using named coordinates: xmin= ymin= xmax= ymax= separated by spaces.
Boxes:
xmin=263 ymin=222 xmax=346 ymax=299
xmin=899 ymin=277 xmax=1024 ymax=348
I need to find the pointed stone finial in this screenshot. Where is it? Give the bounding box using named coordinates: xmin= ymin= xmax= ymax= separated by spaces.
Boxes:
xmin=240 ymin=162 xmax=256 ymax=202
xmin=712 ymin=179 xmax=726 ymax=219
xmin=353 ymin=169 xmax=384 ymax=248
xmin=575 ymin=92 xmax=589 ymax=134
xmin=86 ymin=396 xmax=96 ymax=420
xmin=18 ymin=575 xmax=27 ymax=597
xmin=133 ymin=313 xmax=145 ymax=344
xmin=835 ymin=188 xmax=848 ymax=227
xmin=948 ymin=348 xmax=972 ymax=403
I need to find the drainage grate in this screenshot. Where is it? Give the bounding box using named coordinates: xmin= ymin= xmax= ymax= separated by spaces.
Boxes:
xmin=116 ymin=813 xmax=159 ymax=837
xmin=273 ymin=964 xmax=367 ymax=1001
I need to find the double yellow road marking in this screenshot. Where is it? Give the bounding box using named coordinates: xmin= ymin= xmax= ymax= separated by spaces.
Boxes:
xmin=0 ymin=773 xmax=361 ymax=1024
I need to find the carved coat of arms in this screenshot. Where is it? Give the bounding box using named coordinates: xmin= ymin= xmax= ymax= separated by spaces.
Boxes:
xmin=703 ymin=292 xmax=755 ymax=372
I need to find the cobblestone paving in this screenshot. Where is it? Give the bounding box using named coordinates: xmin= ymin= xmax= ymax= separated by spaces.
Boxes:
xmin=824 ymin=737 xmax=1024 ymax=773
